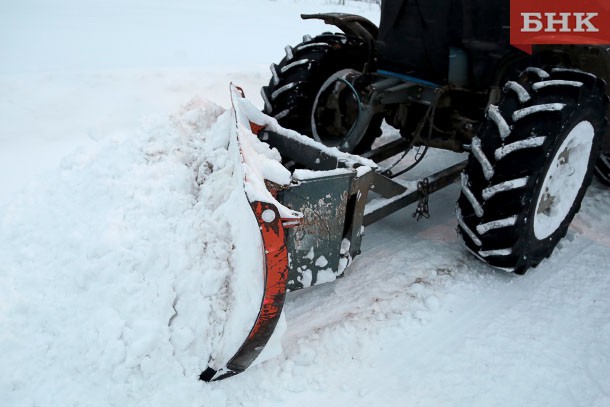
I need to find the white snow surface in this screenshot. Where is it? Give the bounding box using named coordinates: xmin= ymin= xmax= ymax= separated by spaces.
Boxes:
xmin=2 ymin=1 xmax=610 ymax=407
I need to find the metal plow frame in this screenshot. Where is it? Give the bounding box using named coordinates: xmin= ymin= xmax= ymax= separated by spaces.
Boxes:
xmin=202 ymin=88 xmax=465 ymax=381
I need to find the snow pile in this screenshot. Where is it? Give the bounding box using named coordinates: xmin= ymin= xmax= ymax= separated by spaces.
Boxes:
xmin=0 ymin=98 xmax=265 ymax=406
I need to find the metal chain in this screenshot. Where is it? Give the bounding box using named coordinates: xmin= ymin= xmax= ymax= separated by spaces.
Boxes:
xmin=413 ymin=177 xmax=430 ymax=221
xmin=414 ymin=145 xmax=426 ymax=162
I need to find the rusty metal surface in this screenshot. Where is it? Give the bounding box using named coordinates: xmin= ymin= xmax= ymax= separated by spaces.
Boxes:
xmin=278 ymin=172 xmax=354 ymax=291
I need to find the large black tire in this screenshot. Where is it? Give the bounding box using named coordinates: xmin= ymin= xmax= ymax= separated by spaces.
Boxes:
xmin=261 ymin=34 xmax=382 ymax=154
xmin=457 ymin=67 xmax=608 ymax=274
xmin=594 ymin=152 xmax=610 ymax=186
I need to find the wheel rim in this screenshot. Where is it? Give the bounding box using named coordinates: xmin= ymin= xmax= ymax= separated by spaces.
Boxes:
xmin=311 ymin=69 xmax=362 ymax=151
xmin=533 ymin=120 xmax=595 ymax=240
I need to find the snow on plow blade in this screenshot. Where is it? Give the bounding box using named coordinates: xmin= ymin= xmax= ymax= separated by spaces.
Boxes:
xmin=200 ymin=86 xmax=302 ymax=381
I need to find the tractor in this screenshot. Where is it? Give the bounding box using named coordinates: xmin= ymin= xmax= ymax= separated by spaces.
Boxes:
xmin=202 ymin=0 xmax=610 ymax=381
xmin=260 ymin=0 xmax=610 ymax=274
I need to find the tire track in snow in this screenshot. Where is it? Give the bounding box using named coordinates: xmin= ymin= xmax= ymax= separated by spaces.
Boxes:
xmin=362 ymin=186 xmax=610 ymax=406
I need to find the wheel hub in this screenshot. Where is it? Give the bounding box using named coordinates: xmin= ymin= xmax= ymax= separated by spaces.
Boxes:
xmin=533 ymin=120 xmax=595 ymax=240
xmin=311 ymin=69 xmax=364 ymax=152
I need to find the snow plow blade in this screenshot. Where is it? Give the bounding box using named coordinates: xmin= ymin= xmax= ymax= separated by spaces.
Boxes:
xmin=200 ymin=201 xmax=290 ymax=381
xmin=202 ymin=85 xmax=464 ymax=381
xmin=200 ymin=86 xmax=301 ymax=382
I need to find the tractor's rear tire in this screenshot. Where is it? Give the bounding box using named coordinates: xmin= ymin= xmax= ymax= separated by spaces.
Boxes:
xmin=457 ymin=67 xmax=608 ymax=274
xmin=594 ymin=152 xmax=610 ymax=186
xmin=261 ymin=34 xmax=382 ymax=154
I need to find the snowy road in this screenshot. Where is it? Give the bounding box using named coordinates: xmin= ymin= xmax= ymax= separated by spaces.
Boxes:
xmin=1 ymin=1 xmax=609 ymax=406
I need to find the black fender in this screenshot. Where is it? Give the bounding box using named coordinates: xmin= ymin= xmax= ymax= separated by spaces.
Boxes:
xmin=301 ymin=13 xmax=378 ymax=72
xmin=301 ymin=13 xmax=378 ymax=41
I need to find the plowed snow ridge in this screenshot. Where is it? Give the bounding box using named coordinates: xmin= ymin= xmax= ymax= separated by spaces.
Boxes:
xmin=0 ymin=99 xmax=265 ymax=406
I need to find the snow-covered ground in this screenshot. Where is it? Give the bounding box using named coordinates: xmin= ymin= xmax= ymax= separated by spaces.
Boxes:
xmin=2 ymin=1 xmax=610 ymax=406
